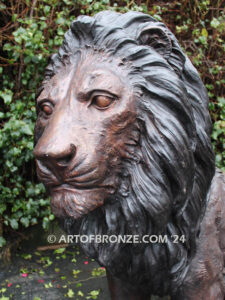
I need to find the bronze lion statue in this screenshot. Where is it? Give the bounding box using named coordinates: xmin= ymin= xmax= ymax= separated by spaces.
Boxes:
xmin=34 ymin=11 xmax=225 ymax=300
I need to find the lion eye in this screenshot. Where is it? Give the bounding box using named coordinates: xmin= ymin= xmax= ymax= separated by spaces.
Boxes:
xmin=40 ymin=104 xmax=53 ymax=116
xmin=92 ymin=95 xmax=114 ymax=109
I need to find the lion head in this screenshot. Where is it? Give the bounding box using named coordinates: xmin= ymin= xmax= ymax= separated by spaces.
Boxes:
xmin=34 ymin=11 xmax=215 ymax=296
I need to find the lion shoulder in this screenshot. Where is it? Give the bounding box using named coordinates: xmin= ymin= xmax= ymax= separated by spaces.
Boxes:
xmin=179 ymin=169 xmax=225 ymax=299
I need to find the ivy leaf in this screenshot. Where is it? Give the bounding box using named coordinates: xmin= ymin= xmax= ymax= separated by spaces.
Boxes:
xmin=77 ymin=290 xmax=84 ymax=297
xmin=0 ymin=236 xmax=6 ymax=247
xmin=22 ymin=123 xmax=33 ymax=136
xmin=201 ymin=28 xmax=208 ymax=37
xmin=0 ymin=204 xmax=7 ymax=214
xmin=20 ymin=217 xmax=30 ymax=227
xmin=67 ymin=289 xmax=74 ymax=298
xmin=0 ymin=89 xmax=13 ymax=104
xmin=211 ymin=18 xmax=220 ymax=29
xmin=0 ymin=3 xmax=6 ymax=9
xmin=10 ymin=219 xmax=19 ymax=230
xmin=54 ymin=247 xmax=65 ymax=254
xmin=0 ymin=296 xmax=10 ymax=300
xmin=89 ymin=290 xmax=100 ymax=296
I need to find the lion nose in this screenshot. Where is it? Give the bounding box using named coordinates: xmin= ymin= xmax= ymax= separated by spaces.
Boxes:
xmin=34 ymin=143 xmax=76 ymax=168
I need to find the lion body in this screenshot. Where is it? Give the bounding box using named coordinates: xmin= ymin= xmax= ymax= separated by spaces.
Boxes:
xmin=34 ymin=11 xmax=225 ymax=299
xmin=178 ymin=169 xmax=225 ymax=299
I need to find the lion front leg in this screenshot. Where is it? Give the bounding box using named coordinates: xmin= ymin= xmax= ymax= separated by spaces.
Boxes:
xmin=106 ymin=270 xmax=150 ymax=300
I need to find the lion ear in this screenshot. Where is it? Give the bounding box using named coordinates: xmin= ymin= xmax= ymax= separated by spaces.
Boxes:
xmin=137 ymin=26 xmax=172 ymax=59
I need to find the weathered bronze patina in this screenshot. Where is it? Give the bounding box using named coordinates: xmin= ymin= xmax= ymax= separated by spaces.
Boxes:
xmin=34 ymin=11 xmax=225 ymax=300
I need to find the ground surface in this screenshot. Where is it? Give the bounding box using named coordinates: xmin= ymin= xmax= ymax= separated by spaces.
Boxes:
xmin=0 ymin=223 xmax=170 ymax=300
xmin=0 ymin=244 xmax=110 ymax=300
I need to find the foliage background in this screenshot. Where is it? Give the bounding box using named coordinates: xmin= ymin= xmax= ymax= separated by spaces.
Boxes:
xmin=0 ymin=0 xmax=224 ymax=247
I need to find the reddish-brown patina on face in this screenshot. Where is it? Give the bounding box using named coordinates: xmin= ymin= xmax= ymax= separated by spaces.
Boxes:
xmin=34 ymin=52 xmax=138 ymax=219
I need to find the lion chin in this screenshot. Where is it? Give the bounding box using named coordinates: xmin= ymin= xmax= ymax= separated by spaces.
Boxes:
xmin=50 ymin=188 xmax=105 ymax=219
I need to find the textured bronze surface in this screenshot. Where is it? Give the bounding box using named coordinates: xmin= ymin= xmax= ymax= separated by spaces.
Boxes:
xmin=34 ymin=11 xmax=225 ymax=300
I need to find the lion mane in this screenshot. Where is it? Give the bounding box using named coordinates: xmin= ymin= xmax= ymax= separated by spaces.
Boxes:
xmin=40 ymin=11 xmax=215 ymax=297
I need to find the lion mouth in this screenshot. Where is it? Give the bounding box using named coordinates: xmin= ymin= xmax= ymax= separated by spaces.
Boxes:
xmin=50 ymin=183 xmax=115 ymax=194
xmin=35 ymin=159 xmax=114 ymax=191
xmin=35 ymin=160 xmax=116 ymax=218
xmin=51 ymin=183 xmax=102 ymax=192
